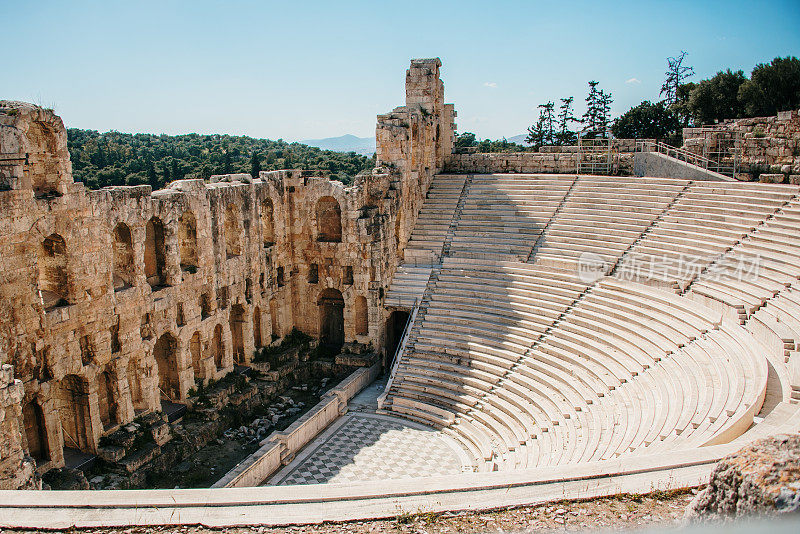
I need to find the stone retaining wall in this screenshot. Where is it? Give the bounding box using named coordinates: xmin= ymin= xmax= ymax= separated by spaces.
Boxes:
xmin=212 ymin=362 xmax=380 ymax=488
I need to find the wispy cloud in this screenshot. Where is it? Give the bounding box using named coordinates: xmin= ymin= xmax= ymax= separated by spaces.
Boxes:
xmin=483 ymin=82 xmax=498 ymax=88
xmin=625 ymin=77 xmax=641 ymax=85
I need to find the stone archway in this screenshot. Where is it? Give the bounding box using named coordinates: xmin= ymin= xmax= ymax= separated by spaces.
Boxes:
xmin=57 ymin=374 xmax=93 ymax=453
xmin=144 ymin=217 xmax=167 ymax=288
xmin=112 ymin=223 xmax=135 ymax=290
xmin=386 ymin=310 xmax=410 ymax=368
xmin=318 ymin=288 xmax=345 ymax=351
xmin=213 ymin=324 xmax=225 ymax=370
xmin=178 ymin=211 xmax=199 ymax=271
xmin=316 ymin=196 xmax=342 ymax=243
xmin=253 ymin=306 xmax=262 ymax=348
xmin=153 ymin=333 xmax=179 ymax=401
xmin=22 ymin=400 xmax=49 ymax=463
xmin=230 ymin=304 xmax=245 ymax=364
xmin=96 ymin=370 xmax=118 ymax=431
xmin=38 ymin=233 xmax=69 ymax=310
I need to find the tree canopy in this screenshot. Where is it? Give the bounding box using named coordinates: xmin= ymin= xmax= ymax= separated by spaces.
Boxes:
xmin=611 ymin=101 xmax=681 ymax=141
xmin=67 ymin=129 xmax=375 ymax=190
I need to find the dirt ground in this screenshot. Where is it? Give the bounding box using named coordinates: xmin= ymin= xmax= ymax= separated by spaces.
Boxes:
xmin=3 ymin=488 xmax=699 ymax=533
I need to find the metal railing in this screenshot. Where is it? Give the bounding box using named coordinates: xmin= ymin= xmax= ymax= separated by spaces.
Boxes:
xmin=637 ymin=139 xmax=739 ymax=177
xmin=377 ymin=299 xmax=418 ymax=410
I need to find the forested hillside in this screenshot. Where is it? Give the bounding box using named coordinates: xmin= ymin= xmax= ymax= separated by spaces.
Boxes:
xmin=67 ymin=129 xmax=376 ymax=190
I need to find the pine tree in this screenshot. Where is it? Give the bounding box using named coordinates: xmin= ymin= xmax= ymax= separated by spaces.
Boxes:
xmin=598 ymin=90 xmax=614 ymax=137
xmin=525 ymin=110 xmax=547 ymax=150
xmin=250 ymin=152 xmax=262 ymax=178
xmin=162 ymin=164 xmax=170 ymax=183
xmin=660 ymin=51 xmax=695 ymax=106
xmin=556 ymin=97 xmax=577 ymax=145
xmin=223 ymin=152 xmax=233 ymax=174
xmin=171 ymin=159 xmax=181 ymax=181
xmin=538 ymin=102 xmax=556 ymax=146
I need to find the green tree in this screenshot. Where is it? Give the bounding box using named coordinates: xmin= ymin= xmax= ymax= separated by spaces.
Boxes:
xmin=147 ymin=161 xmax=158 ymax=189
xmin=738 ymin=56 xmax=800 ymax=117
xmin=660 ymin=51 xmax=695 ymax=106
xmin=454 ymin=132 xmax=478 ymax=148
xmin=555 ymin=97 xmax=578 ymax=145
xmin=538 ymin=101 xmax=556 ymax=146
xmin=682 ymin=69 xmax=747 ymax=125
xmin=611 ymin=101 xmax=680 ymax=140
xmin=250 ymin=151 xmax=261 ymax=178
xmin=582 ymin=82 xmax=612 ymax=138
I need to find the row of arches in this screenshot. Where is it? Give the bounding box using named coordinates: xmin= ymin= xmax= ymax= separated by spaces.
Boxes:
xmin=37 ymin=194 xmax=344 ymax=309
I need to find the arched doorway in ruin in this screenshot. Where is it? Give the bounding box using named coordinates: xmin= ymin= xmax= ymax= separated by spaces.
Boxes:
xmin=127 ymin=359 xmax=146 ymax=414
xmin=96 ymin=370 xmax=118 ymax=431
xmin=230 ymin=304 xmax=245 ymax=364
xmin=318 ymin=288 xmax=345 ymax=352
xmin=112 ymin=223 xmax=135 ymax=290
xmin=213 ymin=324 xmax=225 ymax=370
xmin=144 ymin=217 xmax=167 ymax=288
xmin=178 ymin=211 xmax=199 ymax=272
xmin=153 ymin=333 xmax=179 ymax=401
xmin=189 ymin=331 xmax=202 ymax=379
xmin=23 ymin=400 xmax=49 ymax=464
xmin=57 ymin=374 xmax=93 ymax=453
xmin=38 ymin=233 xmax=69 ymax=311
xmin=316 ymin=196 xmax=342 ymax=242
xmin=386 ymin=310 xmax=410 ymax=369
xmin=253 ymin=306 xmax=262 ymax=348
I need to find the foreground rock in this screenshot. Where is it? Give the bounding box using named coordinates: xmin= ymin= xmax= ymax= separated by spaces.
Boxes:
xmin=687 ymin=433 xmax=800 ymax=519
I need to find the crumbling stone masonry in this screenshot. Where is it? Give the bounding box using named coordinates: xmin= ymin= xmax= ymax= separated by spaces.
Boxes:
xmin=0 ymin=58 xmax=454 ymax=488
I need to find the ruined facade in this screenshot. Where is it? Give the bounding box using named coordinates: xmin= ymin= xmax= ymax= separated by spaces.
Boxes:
xmin=0 ymin=58 xmax=454 ymax=488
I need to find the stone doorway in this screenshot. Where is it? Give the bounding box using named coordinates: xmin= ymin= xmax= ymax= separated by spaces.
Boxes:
xmin=318 ymin=288 xmax=345 ymax=351
xmin=154 ymin=333 xmax=179 ymax=401
xmin=386 ymin=310 xmax=410 ymax=369
xmin=230 ymin=304 xmax=246 ymax=364
xmin=23 ymin=400 xmax=49 ymax=464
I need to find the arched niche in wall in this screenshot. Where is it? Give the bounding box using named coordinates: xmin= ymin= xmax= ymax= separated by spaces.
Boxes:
xmin=224 ymin=204 xmax=242 ymax=258
xmin=154 ymin=333 xmax=179 ymax=402
xmin=144 ymin=217 xmax=167 ymax=288
xmin=112 ymin=223 xmax=135 ymax=290
xmin=38 ymin=233 xmax=69 ymax=311
xmin=178 ymin=211 xmax=199 ymax=272
xmin=262 ymin=199 xmax=275 ymax=247
xmin=316 ymin=196 xmax=342 ymax=243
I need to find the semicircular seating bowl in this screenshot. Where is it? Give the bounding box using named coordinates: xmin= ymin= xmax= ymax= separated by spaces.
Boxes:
xmin=382 ymin=174 xmax=800 ymax=473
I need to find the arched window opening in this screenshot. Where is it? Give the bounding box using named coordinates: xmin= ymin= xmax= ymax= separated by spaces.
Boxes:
xmin=269 ymin=299 xmax=280 ymax=339
xmin=57 ymin=374 xmax=93 ymax=453
xmin=23 ymin=400 xmax=49 ymax=463
xmin=230 ymin=305 xmax=245 ymax=365
xmin=38 ymin=233 xmax=69 ymax=311
xmin=144 ymin=217 xmax=167 ymax=288
xmin=97 ymin=370 xmax=118 ymax=430
xmin=154 ymin=333 xmax=179 ymax=401
xmin=354 ymin=295 xmax=369 ymax=336
xmin=253 ymin=307 xmax=262 ymax=348
xmin=224 ymin=205 xmax=242 ymax=258
xmin=127 ymin=360 xmax=146 ymax=414
xmin=316 ymin=196 xmax=342 ymax=243
xmin=213 ymin=324 xmax=225 ymax=370
xmin=112 ymin=223 xmax=135 ymax=290
xmin=189 ymin=331 xmax=202 ymax=378
xmin=262 ymin=199 xmax=275 ymax=247
xmin=178 ymin=211 xmax=199 ymax=272
xmin=318 ymin=288 xmax=345 ymax=352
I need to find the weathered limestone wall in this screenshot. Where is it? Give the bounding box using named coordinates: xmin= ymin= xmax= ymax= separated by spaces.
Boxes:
xmin=0 ymin=58 xmax=455 ymax=486
xmin=444 ymin=150 xmax=634 ymax=175
xmin=683 ymin=109 xmax=800 ymax=177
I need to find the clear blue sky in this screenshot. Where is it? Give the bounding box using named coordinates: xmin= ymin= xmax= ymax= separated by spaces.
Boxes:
xmin=2 ymin=0 xmax=798 ymax=141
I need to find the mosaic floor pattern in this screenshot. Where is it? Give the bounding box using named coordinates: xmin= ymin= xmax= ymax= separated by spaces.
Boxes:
xmin=267 ymin=413 xmax=468 ymax=485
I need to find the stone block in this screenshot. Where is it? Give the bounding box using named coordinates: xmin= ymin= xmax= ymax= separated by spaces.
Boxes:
xmin=759 ymin=173 xmax=784 ymax=183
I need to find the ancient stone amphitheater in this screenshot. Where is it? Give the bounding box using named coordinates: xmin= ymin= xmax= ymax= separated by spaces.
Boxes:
xmin=1 ymin=59 xmax=800 ymax=527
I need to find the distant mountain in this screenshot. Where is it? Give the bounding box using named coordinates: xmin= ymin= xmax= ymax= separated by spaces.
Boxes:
xmin=301 ymin=134 xmax=376 ymax=156
xmin=507 ymin=134 xmax=531 ymax=145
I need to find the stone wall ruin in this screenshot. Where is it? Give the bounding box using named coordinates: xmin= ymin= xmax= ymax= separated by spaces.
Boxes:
xmin=0 ymin=58 xmax=454 ymax=488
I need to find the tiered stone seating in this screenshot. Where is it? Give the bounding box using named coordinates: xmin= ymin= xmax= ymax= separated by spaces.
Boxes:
xmin=381 ymin=174 xmax=798 ymax=473
xmin=687 ymin=197 xmax=800 ymax=319
xmin=448 ymin=175 xmax=575 ymax=261
xmin=530 ymin=176 xmax=687 ymax=270
xmin=621 ymin=183 xmax=798 ymax=291
xmin=384 ymin=265 xmax=431 ymax=308
xmin=403 ymin=173 xmax=466 ymax=264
